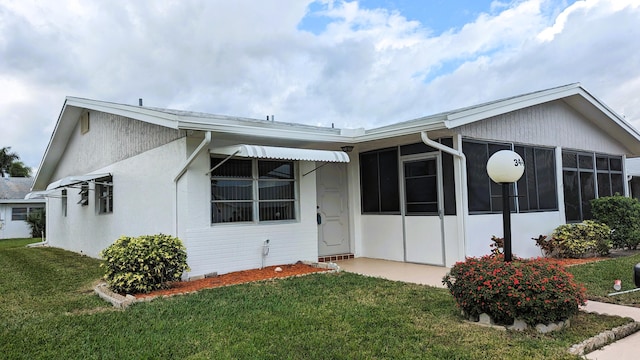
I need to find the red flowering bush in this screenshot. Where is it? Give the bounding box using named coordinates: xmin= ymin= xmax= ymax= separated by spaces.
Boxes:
xmin=442 ymin=255 xmax=587 ymax=325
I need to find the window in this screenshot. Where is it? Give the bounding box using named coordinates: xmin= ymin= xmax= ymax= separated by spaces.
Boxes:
xmin=81 ymin=111 xmax=90 ymax=134
xmin=11 ymin=207 xmax=44 ymax=221
xmin=97 ymin=177 xmax=113 ymax=214
xmin=62 ymin=189 xmax=67 ymax=217
xmin=462 ymin=140 xmax=558 ymax=214
xmin=360 ymin=148 xmax=400 ymax=214
xmin=514 ymin=146 xmax=558 ymax=212
xmin=562 ymin=151 xmax=623 ymax=222
xmin=400 ymin=138 xmax=457 ymax=215
xmin=11 ymin=207 xmax=27 ymax=221
xmin=78 ymin=183 xmax=89 ymax=206
xmin=211 ymin=158 xmax=296 ymax=223
xmin=258 ymin=161 xmax=295 ymax=221
xmin=463 ymin=140 xmax=512 ymax=213
xmin=440 ymin=138 xmax=457 ymax=216
xmin=404 ymin=158 xmax=438 ymax=214
xmin=360 ymin=139 xmax=457 ymax=215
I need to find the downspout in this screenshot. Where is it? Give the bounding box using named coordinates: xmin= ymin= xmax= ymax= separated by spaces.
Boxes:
xmin=173 ymin=131 xmax=212 ymax=237
xmin=420 ymin=131 xmax=468 ymax=266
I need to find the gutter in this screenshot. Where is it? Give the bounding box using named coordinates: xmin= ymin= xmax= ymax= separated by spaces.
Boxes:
xmin=173 ymin=131 xmax=212 ymax=237
xmin=420 ymin=131 xmax=468 ymax=265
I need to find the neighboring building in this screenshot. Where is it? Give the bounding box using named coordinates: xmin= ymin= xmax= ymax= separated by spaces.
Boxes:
xmin=30 ymin=83 xmax=640 ymax=277
xmin=0 ymin=177 xmax=44 ymax=239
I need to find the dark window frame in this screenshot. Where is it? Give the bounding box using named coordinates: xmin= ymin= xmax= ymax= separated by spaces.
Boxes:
xmin=11 ymin=207 xmax=28 ymax=221
xmin=62 ymin=189 xmax=67 ymax=217
xmin=463 ymin=139 xmax=513 ymax=214
xmin=78 ymin=183 xmax=89 ymax=206
xmin=11 ymin=206 xmax=44 ymax=221
xmin=514 ymin=146 xmax=558 ymax=213
xmin=562 ymin=150 xmax=624 ymax=222
xmin=359 ymin=138 xmax=457 ymax=216
xmin=462 ymin=139 xmax=558 ymax=215
xmin=210 ymin=157 xmax=297 ymax=224
xmin=97 ymin=176 xmax=114 ymax=214
xmin=359 ymin=147 xmax=401 ymax=214
xmin=403 ymin=157 xmax=439 ymax=216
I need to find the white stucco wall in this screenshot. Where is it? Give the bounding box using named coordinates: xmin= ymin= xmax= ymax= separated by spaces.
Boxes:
xmin=465 ymin=211 xmax=565 ymax=259
xmin=46 ymin=138 xmax=185 ymax=257
xmin=0 ymin=204 xmax=33 ymax=239
xmin=179 ymin=149 xmax=321 ymax=277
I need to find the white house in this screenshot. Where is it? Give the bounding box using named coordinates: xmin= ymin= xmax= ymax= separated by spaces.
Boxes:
xmin=0 ymin=177 xmax=44 ymax=239
xmin=30 ymin=83 xmax=640 ymax=277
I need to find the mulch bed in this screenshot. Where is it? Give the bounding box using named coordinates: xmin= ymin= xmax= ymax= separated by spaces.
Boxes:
xmin=134 ymin=250 xmax=639 ymax=299
xmin=547 ymin=257 xmax=609 ymax=267
xmin=545 ymin=249 xmax=640 ymax=267
xmin=135 ymin=263 xmax=330 ymax=299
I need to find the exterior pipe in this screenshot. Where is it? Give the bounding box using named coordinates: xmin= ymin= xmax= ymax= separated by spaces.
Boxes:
xmin=261 ymin=239 xmax=270 ymax=269
xmin=26 ymin=232 xmax=48 ymax=248
xmin=420 ymin=131 xmax=468 ymax=266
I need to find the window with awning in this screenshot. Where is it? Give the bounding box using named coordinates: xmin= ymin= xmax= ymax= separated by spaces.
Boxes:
xmin=210 ymin=157 xmax=296 ymax=224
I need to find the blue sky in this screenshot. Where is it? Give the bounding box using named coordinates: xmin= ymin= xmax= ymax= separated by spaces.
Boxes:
xmin=301 ymin=1 xmax=579 ymax=34
xmin=386 ymin=0 xmax=497 ymax=31
xmin=0 ymin=0 xmax=638 ymax=170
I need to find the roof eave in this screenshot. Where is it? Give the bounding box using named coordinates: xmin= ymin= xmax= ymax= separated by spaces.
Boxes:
xmin=444 ymin=83 xmax=582 ymax=128
xmin=176 ymin=120 xmax=350 ymax=143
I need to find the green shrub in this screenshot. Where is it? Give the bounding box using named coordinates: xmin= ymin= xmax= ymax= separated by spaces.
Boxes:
xmin=443 ymin=255 xmax=587 ymax=325
xmin=25 ymin=208 xmax=46 ymax=238
xmin=591 ymin=195 xmax=640 ymax=249
xmin=100 ymin=234 xmax=190 ymax=294
xmin=551 ymin=221 xmax=611 ymax=258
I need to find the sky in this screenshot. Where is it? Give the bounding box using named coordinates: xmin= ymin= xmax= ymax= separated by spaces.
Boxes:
xmin=1 ymin=0 xmax=639 ymax=172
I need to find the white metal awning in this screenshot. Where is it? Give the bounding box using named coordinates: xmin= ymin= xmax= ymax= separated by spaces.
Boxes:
xmin=24 ymin=190 xmax=54 ymax=199
xmin=45 ymin=173 xmax=112 ymax=191
xmin=210 ymin=144 xmax=350 ymax=163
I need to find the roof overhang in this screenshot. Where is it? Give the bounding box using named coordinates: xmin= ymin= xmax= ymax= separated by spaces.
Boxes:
xmin=210 ymin=144 xmax=350 ymax=163
xmin=0 ymin=198 xmax=45 ymax=204
xmin=23 ymin=190 xmax=54 ymax=200
xmin=46 ymin=173 xmax=111 ymax=191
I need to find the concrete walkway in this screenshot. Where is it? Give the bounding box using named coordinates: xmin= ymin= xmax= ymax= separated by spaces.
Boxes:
xmin=582 ymin=301 xmax=640 ymax=360
xmin=335 ymin=257 xmax=450 ymax=288
xmin=335 ymin=257 xmax=640 ymax=359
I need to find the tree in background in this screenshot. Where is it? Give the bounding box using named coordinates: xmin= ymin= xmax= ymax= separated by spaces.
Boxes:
xmin=8 ymin=161 xmax=32 ymax=177
xmin=26 ymin=208 xmax=46 ymax=238
xmin=0 ymin=147 xmax=31 ymax=177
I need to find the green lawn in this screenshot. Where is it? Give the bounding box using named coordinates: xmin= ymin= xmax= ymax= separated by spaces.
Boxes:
xmin=0 ymin=238 xmax=633 ymax=359
xmin=567 ymin=253 xmax=640 ymax=306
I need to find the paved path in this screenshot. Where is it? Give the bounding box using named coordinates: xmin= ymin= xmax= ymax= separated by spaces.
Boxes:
xmin=582 ymin=301 xmax=640 ymax=360
xmin=335 ymin=257 xmax=640 ymax=359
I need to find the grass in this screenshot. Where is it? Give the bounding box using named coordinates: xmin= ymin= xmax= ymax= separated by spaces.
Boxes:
xmin=567 ymin=253 xmax=640 ymax=305
xmin=0 ymin=238 xmax=634 ymax=359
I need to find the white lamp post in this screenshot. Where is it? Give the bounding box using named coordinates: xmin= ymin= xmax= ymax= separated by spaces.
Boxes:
xmin=486 ymin=150 xmax=525 ymax=262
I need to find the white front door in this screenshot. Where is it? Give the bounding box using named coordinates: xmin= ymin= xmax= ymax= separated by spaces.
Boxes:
xmin=317 ymin=162 xmax=350 ymax=256
xmin=402 ymin=156 xmax=445 ymax=265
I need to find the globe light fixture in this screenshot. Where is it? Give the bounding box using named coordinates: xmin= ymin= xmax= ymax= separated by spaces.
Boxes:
xmin=486 ymin=150 xmax=525 ymax=262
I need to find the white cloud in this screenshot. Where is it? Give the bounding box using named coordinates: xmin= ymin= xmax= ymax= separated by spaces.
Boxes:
xmin=0 ymin=0 xmax=639 ymax=169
